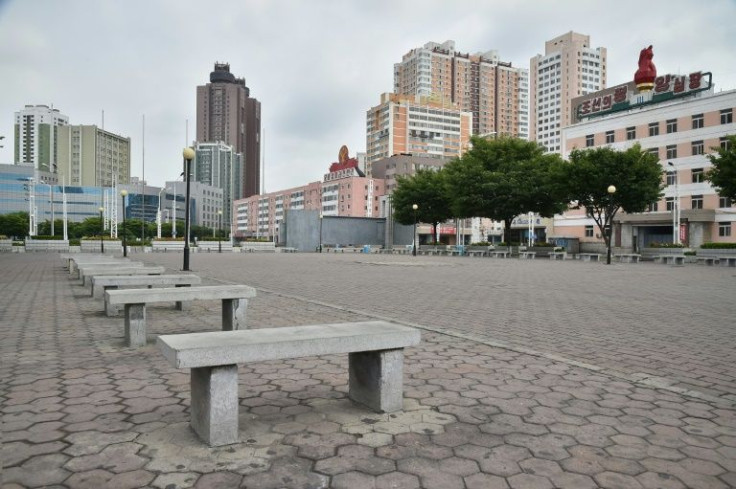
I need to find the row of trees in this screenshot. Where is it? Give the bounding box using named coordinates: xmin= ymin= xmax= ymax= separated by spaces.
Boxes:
xmin=0 ymin=213 xmax=226 ymax=241
xmin=393 ymin=135 xmax=736 ymax=248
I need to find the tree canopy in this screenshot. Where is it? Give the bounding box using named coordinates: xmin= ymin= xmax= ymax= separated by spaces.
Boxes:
xmin=706 ymin=135 xmax=736 ymax=201
xmin=564 ymin=144 xmax=663 ymax=247
xmin=391 ymin=168 xmax=452 ymax=243
xmin=443 ymin=136 xmax=568 ymax=237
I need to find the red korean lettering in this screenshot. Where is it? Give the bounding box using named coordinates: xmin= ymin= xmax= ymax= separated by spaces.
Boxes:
xmin=579 ymin=100 xmax=591 ymax=115
xmin=689 ymin=72 xmax=702 ymax=90
xmin=614 ymin=86 xmax=628 ymax=103
xmin=673 ymin=76 xmax=685 ymax=94
xmin=654 ymin=75 xmax=671 ymax=93
xmin=601 ymin=95 xmax=612 ymax=110
xmin=591 ymin=97 xmax=602 ymax=112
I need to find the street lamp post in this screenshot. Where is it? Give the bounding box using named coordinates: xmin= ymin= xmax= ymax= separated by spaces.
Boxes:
xmin=412 ymin=204 xmax=418 ymax=256
xmin=319 ymin=212 xmax=323 ymax=252
xmin=98 ymin=206 xmax=105 ymax=253
xmin=40 ymin=181 xmax=54 ymax=237
xmin=120 ymin=190 xmax=128 ymax=257
xmin=606 ymin=185 xmax=616 ymax=265
xmin=667 ymin=162 xmax=680 ymax=245
xmin=218 ymin=210 xmax=223 ymax=253
xmin=182 ymin=147 xmax=194 ymax=271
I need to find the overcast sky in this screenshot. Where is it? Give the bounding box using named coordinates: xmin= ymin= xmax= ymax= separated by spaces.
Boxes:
xmin=1 ymin=0 xmax=735 ymax=192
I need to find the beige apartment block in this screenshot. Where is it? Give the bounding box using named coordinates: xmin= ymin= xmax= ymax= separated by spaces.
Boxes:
xmin=57 ymin=125 xmax=131 ymax=187
xmin=530 ymin=31 xmax=607 ymax=153
xmin=394 ymin=40 xmax=528 ymax=139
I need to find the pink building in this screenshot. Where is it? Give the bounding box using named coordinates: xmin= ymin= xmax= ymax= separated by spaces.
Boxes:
xmin=233 ymin=146 xmax=385 ymax=239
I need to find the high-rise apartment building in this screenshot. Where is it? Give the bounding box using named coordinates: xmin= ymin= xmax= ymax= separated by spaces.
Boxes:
xmin=530 ymin=31 xmax=607 ymax=153
xmin=193 ymin=141 xmax=243 ymax=227
xmin=196 ymin=62 xmax=261 ymax=198
xmin=14 ymin=105 xmax=69 ymax=172
xmin=56 ymin=125 xmax=131 ymax=187
xmin=365 ymin=93 xmax=472 ymax=169
xmin=394 ymin=40 xmax=528 ymax=139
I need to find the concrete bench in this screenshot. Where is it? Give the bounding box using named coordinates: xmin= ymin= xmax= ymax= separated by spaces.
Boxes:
xmin=695 ymin=256 xmax=717 ymax=266
xmin=280 ymin=247 xmax=298 ymax=253
xmin=151 ymin=241 xmax=185 ymax=252
xmin=717 ymin=256 xmax=736 ymax=267
xmin=75 ymin=261 xmax=144 ymax=279
xmin=68 ymin=256 xmax=133 ymax=274
xmin=81 ymin=266 xmax=166 ymax=286
xmin=91 ymin=273 xmax=201 ymax=313
xmin=578 ymin=253 xmax=602 ymax=262
xmin=197 ymin=241 xmax=234 ymax=252
xmin=466 ymin=250 xmax=488 ymax=257
xmin=653 ymin=255 xmax=685 ymax=266
xmin=519 ymin=251 xmax=536 ymax=259
xmin=614 ymin=254 xmax=641 ymax=263
xmin=157 ymin=320 xmax=420 ymax=446
xmin=548 ymin=251 xmax=567 ymax=260
xmin=106 ymin=285 xmax=257 ymax=348
xmin=488 ymin=251 xmax=509 ymax=258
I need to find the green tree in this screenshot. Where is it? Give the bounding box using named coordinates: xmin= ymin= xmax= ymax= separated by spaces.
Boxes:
xmin=0 ymin=212 xmax=30 ymax=239
xmin=444 ymin=136 xmax=568 ymax=240
xmin=564 ymin=144 xmax=663 ymax=261
xmin=391 ymin=169 xmax=453 ymax=243
xmin=706 ymin=135 xmax=736 ymax=201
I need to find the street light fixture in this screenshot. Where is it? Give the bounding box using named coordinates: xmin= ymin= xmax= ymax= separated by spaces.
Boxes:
xmin=98 ymin=206 xmax=105 ymax=253
xmin=412 ymin=204 xmax=419 ymax=256
xmin=606 ymin=185 xmax=616 ymax=265
xmin=182 ymin=147 xmax=195 ymax=271
xmin=121 ymin=190 xmax=128 ymax=257
xmin=667 ymin=162 xmax=680 ymax=245
xmin=319 ymin=212 xmax=323 ymax=253
xmin=39 ymin=180 xmax=54 ymax=237
xmin=218 ymin=209 xmax=223 ymax=253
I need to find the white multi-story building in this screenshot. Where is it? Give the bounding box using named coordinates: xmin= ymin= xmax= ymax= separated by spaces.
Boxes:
xmin=57 ymin=125 xmax=131 ymax=187
xmin=559 ymin=72 xmax=735 ymax=249
xmin=530 ymin=32 xmax=607 ymax=153
xmin=394 ymin=40 xmax=528 ymax=139
xmin=14 ymin=105 xmax=69 ymax=172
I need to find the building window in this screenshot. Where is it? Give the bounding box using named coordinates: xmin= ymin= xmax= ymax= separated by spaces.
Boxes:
xmin=585 ymin=225 xmax=594 ymax=237
xmin=626 ymin=127 xmax=636 ymax=140
xmin=721 ymin=137 xmax=732 ymax=151
xmin=666 ymin=172 xmax=676 ymax=186
xmin=647 ymin=202 xmax=659 ymax=212
xmin=666 ymin=119 xmax=678 ymax=133
xmin=666 ymin=197 xmax=675 ymax=211
xmin=666 ymin=145 xmax=677 ymax=159
xmin=721 ymin=109 xmax=733 ymax=124
xmin=691 ymin=168 xmax=705 ymax=183
xmin=692 ymin=113 xmax=704 ymax=129
xmin=719 ymin=222 xmax=732 ymax=237
xmin=585 ymin=134 xmax=594 ymax=147
xmin=720 ymin=197 xmax=733 ymax=208
xmin=605 ymin=131 xmax=614 ymax=144
xmin=691 ymin=195 xmax=704 ymax=209
xmin=648 ymin=122 xmax=659 ymax=136
xmin=648 ymin=147 xmax=659 ymax=157
xmin=691 ymin=140 xmax=704 ymax=155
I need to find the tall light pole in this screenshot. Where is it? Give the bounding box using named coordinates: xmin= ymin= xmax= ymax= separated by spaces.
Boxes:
xmin=40 ymin=181 xmax=54 ymax=236
xmin=98 ymin=206 xmax=105 ymax=253
xmin=121 ymin=190 xmax=128 ymax=257
xmin=412 ymin=204 xmax=418 ymax=256
xmin=218 ymin=209 xmax=223 ymax=253
xmin=606 ymin=185 xmax=616 ymax=265
xmin=667 ymin=162 xmax=680 ymax=245
xmin=182 ymin=147 xmax=194 ymax=271
xmin=319 ymin=212 xmax=323 ymax=253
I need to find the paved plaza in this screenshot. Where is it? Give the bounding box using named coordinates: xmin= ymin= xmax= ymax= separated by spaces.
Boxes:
xmin=1 ymin=252 xmax=735 ymax=488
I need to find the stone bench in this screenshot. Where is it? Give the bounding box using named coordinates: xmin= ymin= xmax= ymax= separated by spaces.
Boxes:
xmin=75 ymin=261 xmax=144 ymax=279
xmin=466 ymin=250 xmax=488 ymax=257
xmin=519 ymin=251 xmax=536 ymax=259
xmin=68 ymin=256 xmax=133 ymax=274
xmin=548 ymin=251 xmax=567 ymax=260
xmin=76 ymin=263 xmax=149 ymax=283
xmin=488 ymin=251 xmax=509 ymax=258
xmin=106 ymin=285 xmax=257 ymax=348
xmin=717 ymin=256 xmax=736 ymax=267
xmin=695 ymin=256 xmax=717 ymax=266
xmin=157 ymin=320 xmax=420 ymax=446
xmin=653 ymin=255 xmax=685 ymax=266
xmin=196 ymin=241 xmax=233 ymax=252
xmin=614 ymin=254 xmax=641 ymax=263
xmin=151 ymin=241 xmax=185 ymax=252
xmin=280 ymin=247 xmax=298 ymax=253
xmin=578 ymin=253 xmax=602 ymax=262
xmin=239 ymin=242 xmax=276 ymax=253
xmin=80 ymin=266 xmax=166 ymax=287
xmin=92 ymin=274 xmax=202 ymax=315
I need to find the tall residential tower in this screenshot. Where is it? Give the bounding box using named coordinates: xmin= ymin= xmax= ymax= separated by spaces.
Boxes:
xmin=530 ymin=31 xmax=607 ymax=153
xmin=196 ymin=63 xmax=261 ymax=198
xmin=14 ymin=105 xmax=69 ymax=172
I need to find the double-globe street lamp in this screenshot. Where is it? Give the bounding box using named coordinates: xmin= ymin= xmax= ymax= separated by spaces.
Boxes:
xmin=98 ymin=206 xmax=105 ymax=253
xmin=606 ymin=185 xmax=616 ymax=265
xmin=182 ymin=147 xmax=195 ymax=271
xmin=412 ymin=204 xmax=418 ymax=256
xmin=120 ymin=190 xmax=128 ymax=257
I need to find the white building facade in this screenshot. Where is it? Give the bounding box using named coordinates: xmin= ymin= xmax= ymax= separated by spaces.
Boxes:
xmin=14 ymin=105 xmax=69 ymax=172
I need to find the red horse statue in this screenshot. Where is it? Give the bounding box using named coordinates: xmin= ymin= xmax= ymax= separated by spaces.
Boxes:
xmin=634 ymin=45 xmax=656 ymax=92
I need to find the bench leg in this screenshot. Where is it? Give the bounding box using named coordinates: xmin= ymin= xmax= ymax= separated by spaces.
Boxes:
xmin=124 ymin=303 xmax=147 ymax=347
xmin=348 ymin=348 xmax=404 ymax=413
xmin=95 ymin=283 xmax=117 ymax=299
xmin=174 ymin=284 xmax=191 ymax=311
xmin=191 ymin=365 xmax=239 ymax=446
xmin=222 ymin=298 xmax=248 ymax=330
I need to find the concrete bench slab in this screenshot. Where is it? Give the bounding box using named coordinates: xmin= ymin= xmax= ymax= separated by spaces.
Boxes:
xmin=578 ymin=253 xmax=602 ymax=262
xmin=519 ymin=251 xmax=536 ymax=259
xmin=106 ymin=285 xmax=257 ymax=347
xmin=69 ymin=257 xmax=133 ymax=274
xmin=548 ymin=252 xmax=567 ymax=260
xmin=94 ymin=274 xmax=203 ymax=316
xmin=718 ymin=257 xmax=736 ymax=267
xmin=157 ymin=321 xmax=421 ymax=446
xmin=653 ymin=255 xmax=685 ymax=266
xmin=488 ymin=251 xmax=508 ymax=258
xmin=79 ymin=265 xmax=162 ymax=285
xmin=614 ymin=254 xmax=641 ymax=263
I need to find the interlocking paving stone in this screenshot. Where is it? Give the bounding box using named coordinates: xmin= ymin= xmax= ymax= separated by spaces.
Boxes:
xmin=2 ymin=253 xmax=736 ymax=488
